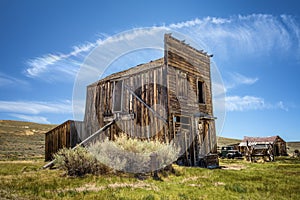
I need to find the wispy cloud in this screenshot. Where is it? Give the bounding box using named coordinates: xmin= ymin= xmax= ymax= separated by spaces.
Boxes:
xmin=170 ymin=14 xmax=300 ymax=59
xmin=169 ymin=17 xmax=231 ymax=29
xmin=226 ymin=95 xmax=288 ymax=111
xmin=24 ymin=28 xmax=165 ymax=82
xmin=225 ymin=72 xmax=258 ymax=90
xmin=25 ymin=41 xmax=97 ymax=81
xmin=0 ymin=72 xmax=29 ymax=87
xmin=9 ymin=114 xmax=51 ymax=124
xmin=0 ymin=100 xmax=72 ymax=115
xmin=24 ymin=14 xmax=300 ymax=82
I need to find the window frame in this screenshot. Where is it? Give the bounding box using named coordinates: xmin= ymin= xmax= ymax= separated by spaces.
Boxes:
xmin=197 ymin=80 xmax=205 ymax=104
xmin=112 ymin=80 xmax=124 ymax=113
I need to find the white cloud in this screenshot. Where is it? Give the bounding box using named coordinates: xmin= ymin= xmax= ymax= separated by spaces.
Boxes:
xmin=24 ymin=14 xmax=300 ymax=82
xmin=171 ymin=14 xmax=300 ymax=59
xmin=0 ymin=72 xmax=29 ymax=87
xmin=25 ymin=41 xmax=97 ymax=81
xmin=0 ymin=100 xmax=72 ymax=115
xmin=225 ymin=95 xmax=288 ymax=111
xmin=24 ymin=28 xmax=167 ymax=82
xmin=225 ymin=72 xmax=258 ymax=90
xmin=169 ymin=17 xmax=231 ymax=29
xmin=276 ymin=101 xmax=288 ymax=111
xmin=9 ymin=114 xmax=51 ymax=124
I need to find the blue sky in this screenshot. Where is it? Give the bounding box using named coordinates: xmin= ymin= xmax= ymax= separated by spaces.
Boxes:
xmin=1 ymin=0 xmax=300 ymax=141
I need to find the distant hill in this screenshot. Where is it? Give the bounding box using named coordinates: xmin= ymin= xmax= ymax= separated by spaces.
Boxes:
xmin=0 ymin=120 xmax=299 ymax=159
xmin=0 ymin=120 xmax=56 ymax=134
xmin=0 ymin=120 xmax=56 ymax=160
xmin=217 ymin=136 xmax=241 ymax=147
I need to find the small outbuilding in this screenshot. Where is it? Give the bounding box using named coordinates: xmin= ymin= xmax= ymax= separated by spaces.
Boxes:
xmin=238 ymin=135 xmax=287 ymax=156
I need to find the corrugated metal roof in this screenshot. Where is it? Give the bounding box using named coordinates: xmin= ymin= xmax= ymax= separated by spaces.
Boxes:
xmin=239 ymin=141 xmax=272 ymax=146
xmin=239 ymin=135 xmax=285 ymax=146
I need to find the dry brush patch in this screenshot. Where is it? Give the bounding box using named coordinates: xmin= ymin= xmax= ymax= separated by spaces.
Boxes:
xmin=88 ymin=134 xmax=181 ymax=173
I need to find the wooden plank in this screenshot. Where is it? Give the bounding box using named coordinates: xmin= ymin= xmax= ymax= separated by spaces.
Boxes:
xmin=153 ymin=69 xmax=158 ymax=140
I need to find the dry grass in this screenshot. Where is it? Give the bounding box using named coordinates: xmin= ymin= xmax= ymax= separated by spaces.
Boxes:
xmin=0 ymin=120 xmax=300 ymax=199
xmin=0 ymin=120 xmax=55 ymax=160
xmin=1 ymin=158 xmax=300 ymax=199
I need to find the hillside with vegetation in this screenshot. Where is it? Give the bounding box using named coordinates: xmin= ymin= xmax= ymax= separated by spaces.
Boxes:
xmin=0 ymin=120 xmax=56 ymax=160
xmin=0 ymin=120 xmax=299 ymax=160
xmin=217 ymin=136 xmax=241 ymax=147
xmin=0 ymin=120 xmax=299 ymax=199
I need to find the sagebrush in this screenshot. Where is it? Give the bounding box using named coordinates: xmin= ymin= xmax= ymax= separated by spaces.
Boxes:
xmin=54 ymin=146 xmax=111 ymax=176
xmin=88 ymin=134 xmax=180 ymax=173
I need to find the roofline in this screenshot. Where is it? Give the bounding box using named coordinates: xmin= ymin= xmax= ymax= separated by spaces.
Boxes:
xmin=241 ymin=135 xmax=285 ymax=143
xmin=164 ymin=33 xmax=213 ymax=58
xmin=88 ymin=57 xmax=164 ymax=87
xmin=88 ymin=34 xmax=213 ymax=87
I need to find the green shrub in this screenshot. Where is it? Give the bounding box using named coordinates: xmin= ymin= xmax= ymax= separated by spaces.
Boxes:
xmin=54 ymin=146 xmax=111 ymax=177
xmin=88 ymin=134 xmax=180 ymax=174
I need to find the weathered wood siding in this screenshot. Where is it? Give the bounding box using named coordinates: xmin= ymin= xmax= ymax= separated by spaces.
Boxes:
xmin=55 ymin=34 xmax=218 ymax=167
xmin=164 ymin=34 xmax=213 ymax=116
xmin=45 ymin=120 xmax=81 ymax=161
xmin=84 ymin=85 xmax=100 ymax=139
xmin=84 ymin=59 xmax=169 ymax=141
xmin=274 ymin=137 xmax=287 ymax=156
xmin=164 ymin=34 xmax=217 ymax=165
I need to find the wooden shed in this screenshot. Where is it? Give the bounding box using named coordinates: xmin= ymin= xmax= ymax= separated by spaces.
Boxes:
xmin=238 ymin=135 xmax=287 ymax=156
xmin=45 ymin=34 xmax=218 ymax=167
xmin=45 ymin=120 xmax=84 ymax=161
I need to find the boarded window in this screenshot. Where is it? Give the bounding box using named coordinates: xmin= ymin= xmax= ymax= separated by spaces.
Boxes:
xmin=178 ymin=72 xmax=188 ymax=97
xmin=197 ymin=81 xmax=205 ymax=104
xmin=113 ymin=80 xmax=123 ymax=112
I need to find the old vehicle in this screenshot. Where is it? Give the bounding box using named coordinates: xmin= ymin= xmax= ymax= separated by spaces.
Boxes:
xmin=226 ymin=150 xmax=242 ymax=159
xmin=219 ymin=146 xmax=234 ymax=158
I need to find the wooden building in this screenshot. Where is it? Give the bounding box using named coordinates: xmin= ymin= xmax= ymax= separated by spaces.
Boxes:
xmin=238 ymin=135 xmax=287 ymax=156
xmin=45 ymin=120 xmax=84 ymax=161
xmin=45 ymin=34 xmax=218 ymax=167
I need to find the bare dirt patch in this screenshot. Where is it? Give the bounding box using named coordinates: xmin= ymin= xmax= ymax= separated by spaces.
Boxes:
xmin=214 ymin=182 xmax=225 ymax=186
xmin=181 ymin=176 xmax=199 ymax=183
xmin=221 ymin=164 xmax=246 ymax=170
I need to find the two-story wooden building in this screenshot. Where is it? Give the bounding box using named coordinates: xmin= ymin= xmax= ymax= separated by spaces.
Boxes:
xmin=45 ymin=34 xmax=218 ymax=168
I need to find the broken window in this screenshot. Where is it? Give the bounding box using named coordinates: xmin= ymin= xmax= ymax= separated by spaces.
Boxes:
xmin=197 ymin=81 xmax=205 ymax=104
xmin=174 ymin=115 xmax=191 ymax=130
xmin=113 ymin=80 xmax=123 ymax=112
